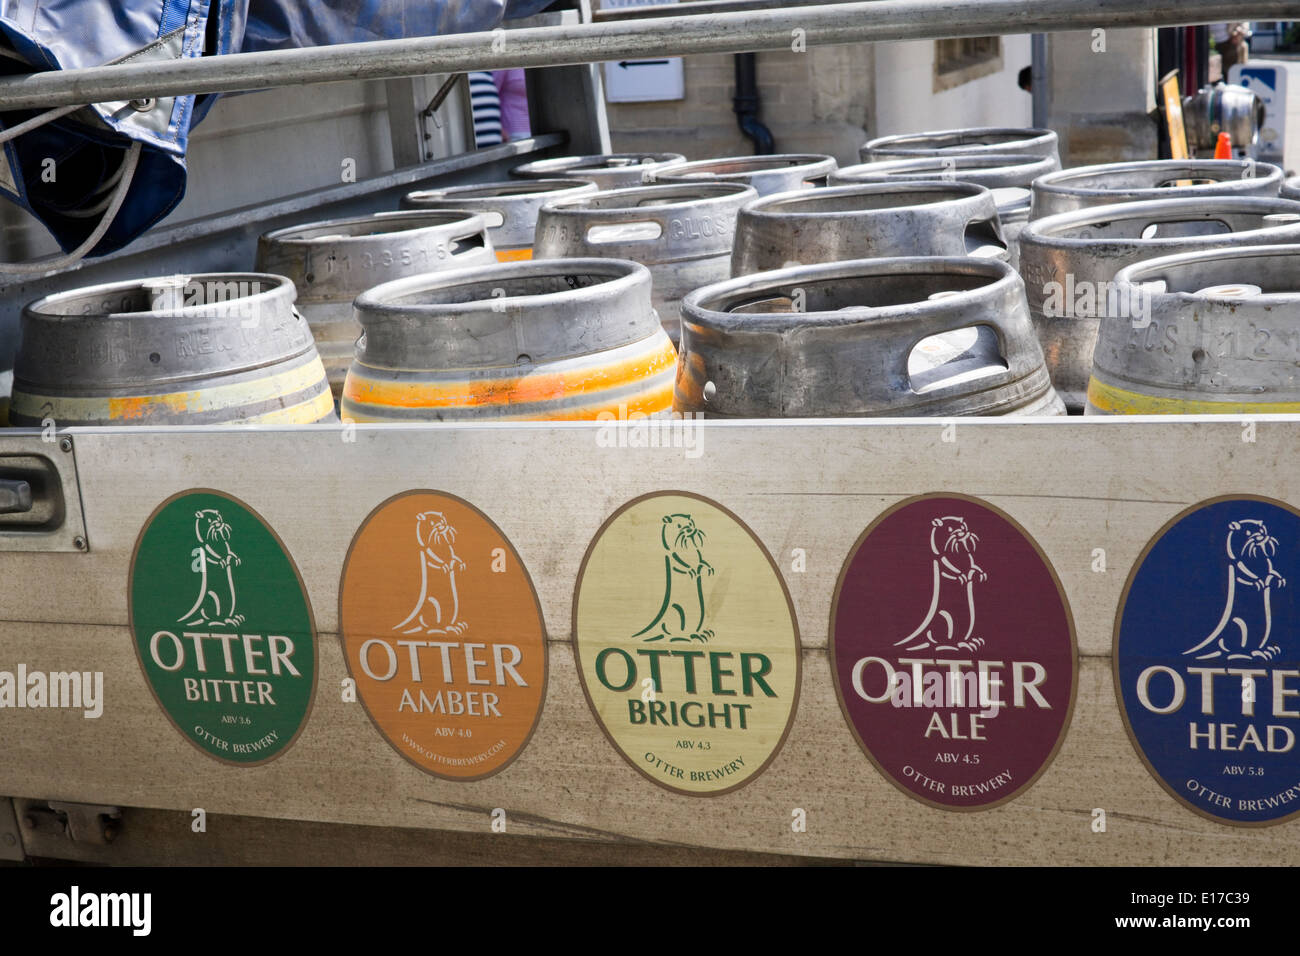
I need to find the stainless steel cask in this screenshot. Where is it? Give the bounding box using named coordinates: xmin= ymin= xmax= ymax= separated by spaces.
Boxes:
xmin=731 ymin=181 xmax=1009 ymax=276
xmin=861 ymin=127 xmax=1060 ymax=165
xmin=676 ymin=257 xmax=1065 ymax=418
xmin=342 ymin=258 xmax=676 ymax=422
xmin=1030 ymin=160 xmax=1284 ymax=220
xmin=10 ymin=274 xmax=334 ymax=426
xmin=512 ymin=153 xmax=685 ymax=189
xmin=1089 ymin=245 xmax=1300 ymax=415
xmin=533 ymin=181 xmax=756 ymax=342
xmin=650 ymin=154 xmax=837 ymax=196
xmin=256 ymin=210 xmax=494 ymax=396
xmin=401 ymin=178 xmax=597 ymax=261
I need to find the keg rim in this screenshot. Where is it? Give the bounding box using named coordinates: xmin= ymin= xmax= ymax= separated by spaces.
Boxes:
xmin=1021 ymin=196 xmax=1300 ymax=249
xmin=537 ymin=179 xmax=757 ymax=215
xmin=353 ymin=256 xmax=653 ymax=319
xmin=1032 ymin=159 xmax=1285 ymax=199
xmin=832 ymin=152 xmax=1059 ymax=186
xmin=24 ymin=272 xmax=297 ymax=322
xmin=1113 ymin=243 xmax=1300 ymax=301
xmin=512 ymin=152 xmax=686 ymax=178
xmin=739 ymin=180 xmax=991 ymax=219
xmin=683 ymin=256 xmax=1018 ymax=330
xmin=259 ymin=209 xmax=489 ymax=245
xmin=650 ymin=153 xmax=837 ymax=179
xmin=403 ymin=177 xmax=599 ymax=205
xmin=863 ymin=126 xmax=1058 ymax=157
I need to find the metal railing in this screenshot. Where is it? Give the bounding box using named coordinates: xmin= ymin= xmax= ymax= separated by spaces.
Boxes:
xmin=0 ymin=0 xmax=1293 ymax=110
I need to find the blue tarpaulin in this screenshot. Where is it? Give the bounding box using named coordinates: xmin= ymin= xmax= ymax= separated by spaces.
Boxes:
xmin=0 ymin=0 xmax=552 ymax=259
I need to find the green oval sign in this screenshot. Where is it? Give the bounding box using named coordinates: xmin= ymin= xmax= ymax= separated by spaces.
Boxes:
xmin=129 ymin=490 xmax=318 ymax=765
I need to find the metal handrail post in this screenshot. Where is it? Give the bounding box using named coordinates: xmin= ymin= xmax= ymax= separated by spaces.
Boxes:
xmin=0 ymin=0 xmax=1293 ymax=111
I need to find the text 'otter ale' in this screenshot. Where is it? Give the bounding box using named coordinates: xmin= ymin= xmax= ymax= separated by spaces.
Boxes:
xmin=831 ymin=495 xmax=1077 ymax=810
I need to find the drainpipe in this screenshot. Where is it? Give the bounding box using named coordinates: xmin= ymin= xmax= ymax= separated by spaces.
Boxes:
xmin=733 ymin=52 xmax=775 ymax=154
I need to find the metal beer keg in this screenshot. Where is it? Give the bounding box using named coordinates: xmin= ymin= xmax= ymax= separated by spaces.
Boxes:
xmin=1030 ymin=160 xmax=1284 ymax=219
xmin=830 ymin=155 xmax=1057 ymax=269
xmin=343 ymin=258 xmax=676 ymax=422
xmin=1089 ymin=245 xmax=1300 ymax=415
xmin=1019 ymin=197 xmax=1300 ymax=412
xmin=649 ymin=154 xmax=837 ymax=196
xmin=831 ymin=152 xmax=1060 ymax=190
xmin=861 ymin=127 xmax=1060 ymax=165
xmin=512 ymin=153 xmax=686 ymax=189
xmin=731 ymin=181 xmax=1009 ymax=276
xmin=10 ymin=274 xmax=334 ymax=426
xmin=1283 ymin=176 xmax=1300 ymax=201
xmin=676 ymin=257 xmax=1065 ymax=418
xmin=533 ymin=181 xmax=755 ymax=342
xmin=256 ymin=210 xmax=495 ymax=397
xmin=400 ymin=178 xmax=597 ymax=261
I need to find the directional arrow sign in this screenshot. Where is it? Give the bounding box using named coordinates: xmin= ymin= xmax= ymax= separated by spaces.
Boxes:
xmin=601 ymin=0 xmax=684 ymax=102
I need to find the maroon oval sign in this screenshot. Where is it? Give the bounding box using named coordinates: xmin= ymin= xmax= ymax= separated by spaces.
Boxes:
xmin=830 ymin=494 xmax=1078 ymax=810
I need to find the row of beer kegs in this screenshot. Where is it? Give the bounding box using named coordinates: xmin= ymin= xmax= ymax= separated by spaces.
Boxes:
xmin=9 ymin=125 xmax=1300 ymax=426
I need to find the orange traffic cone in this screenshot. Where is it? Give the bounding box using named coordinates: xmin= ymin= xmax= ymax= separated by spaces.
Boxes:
xmin=1214 ymin=131 xmax=1232 ymax=159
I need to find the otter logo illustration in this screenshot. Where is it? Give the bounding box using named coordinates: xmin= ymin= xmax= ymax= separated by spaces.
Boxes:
xmin=395 ymin=511 xmax=469 ymax=636
xmin=179 ymin=508 xmax=244 ymax=628
xmin=1184 ymin=519 xmax=1287 ymax=661
xmin=896 ymin=515 xmax=987 ymax=653
xmin=633 ymin=514 xmax=714 ymax=642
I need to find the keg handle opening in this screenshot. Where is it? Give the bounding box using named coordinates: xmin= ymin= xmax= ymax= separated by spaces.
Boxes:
xmin=1138 ymin=218 xmax=1232 ymax=240
xmin=963 ymin=216 xmax=1008 ymax=257
xmin=906 ymin=323 xmax=1009 ymax=395
xmin=585 ymin=221 xmax=664 ymax=243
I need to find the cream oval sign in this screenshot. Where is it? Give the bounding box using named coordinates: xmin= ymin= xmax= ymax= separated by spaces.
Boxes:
xmin=339 ymin=491 xmax=547 ymax=780
xmin=573 ymin=491 xmax=801 ymax=795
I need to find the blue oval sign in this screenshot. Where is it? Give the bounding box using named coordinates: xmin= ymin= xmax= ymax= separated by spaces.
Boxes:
xmin=1116 ymin=496 xmax=1300 ymax=826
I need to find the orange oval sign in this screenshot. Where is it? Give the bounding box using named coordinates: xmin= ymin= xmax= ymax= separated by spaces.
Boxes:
xmin=339 ymin=491 xmax=547 ymax=780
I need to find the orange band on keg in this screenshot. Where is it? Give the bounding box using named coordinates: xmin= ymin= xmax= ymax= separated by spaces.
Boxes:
xmin=344 ymin=339 xmax=677 ymax=410
xmin=11 ymin=356 xmax=331 ymax=425
xmin=495 ymin=248 xmax=534 ymax=262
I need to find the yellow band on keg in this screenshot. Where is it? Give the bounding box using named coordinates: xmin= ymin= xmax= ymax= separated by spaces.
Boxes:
xmin=243 ymin=387 xmax=337 ymax=424
xmin=344 ymin=339 xmax=677 ymax=411
xmin=1086 ymin=378 xmax=1300 ymax=415
xmin=10 ymin=358 xmax=331 ymax=424
xmin=495 ymin=248 xmax=533 ymax=262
